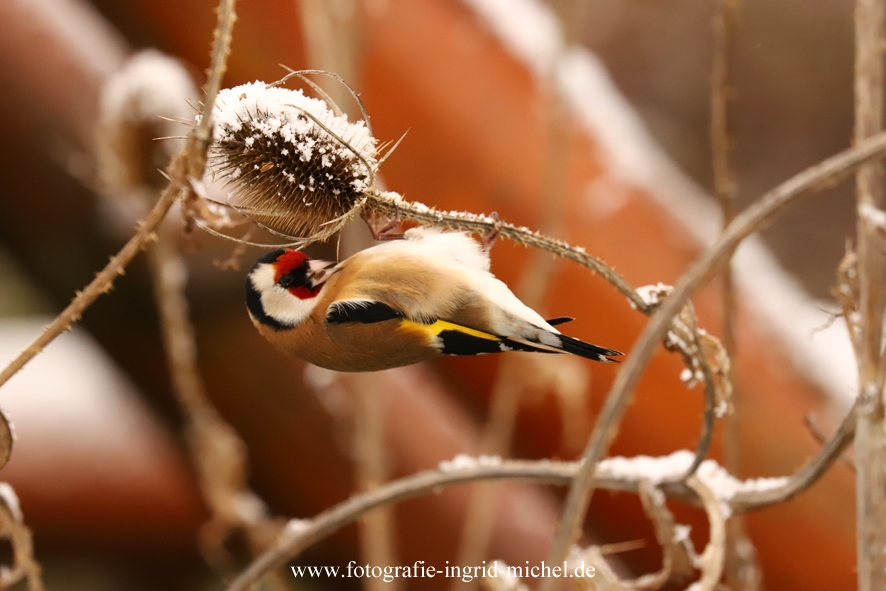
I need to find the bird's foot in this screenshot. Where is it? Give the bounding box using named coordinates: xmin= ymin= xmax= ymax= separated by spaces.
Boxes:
xmin=481 ymin=212 xmax=503 ymax=252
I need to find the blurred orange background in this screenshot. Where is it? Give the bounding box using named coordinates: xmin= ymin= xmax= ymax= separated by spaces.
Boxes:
xmin=0 ymin=0 xmax=861 ymax=589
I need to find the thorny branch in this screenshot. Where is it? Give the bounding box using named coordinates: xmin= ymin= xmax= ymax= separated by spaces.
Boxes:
xmin=0 ymin=167 xmax=183 ymax=390
xmin=537 ymin=129 xmax=886 ymax=591
xmin=0 ymin=0 xmax=242 ymax=583
xmin=0 ymin=0 xmax=238 ymax=391
xmin=365 ymin=190 xmax=646 ymax=311
xmin=123 ymin=0 xmax=287 ymax=579
xmin=190 ymin=0 xmax=236 ymax=175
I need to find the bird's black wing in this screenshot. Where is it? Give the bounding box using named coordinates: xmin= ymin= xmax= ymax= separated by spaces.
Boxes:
xmin=326 ymin=299 xmax=403 ymax=324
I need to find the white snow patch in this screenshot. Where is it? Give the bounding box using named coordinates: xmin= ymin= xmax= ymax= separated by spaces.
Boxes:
xmin=860 ymin=202 xmax=886 ymax=230
xmin=439 ymin=453 xmax=503 ymax=472
xmin=461 ymin=0 xmax=563 ymax=77
xmin=0 ymin=318 xmax=183 ymax=499
xmin=634 ymin=282 xmax=674 ymax=309
xmin=0 ymin=483 xmax=23 ymax=522
xmin=286 ymin=518 xmax=311 ymax=535
xmin=100 ymin=50 xmax=196 ymax=128
xmin=211 ymin=81 xmax=377 ymax=192
xmin=596 ymin=450 xmax=788 ymax=515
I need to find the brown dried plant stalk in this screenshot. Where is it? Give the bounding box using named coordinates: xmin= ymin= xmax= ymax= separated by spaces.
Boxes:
xmin=711 ymin=1 xmax=761 ymax=586
xmin=853 ymin=0 xmax=886 ymax=588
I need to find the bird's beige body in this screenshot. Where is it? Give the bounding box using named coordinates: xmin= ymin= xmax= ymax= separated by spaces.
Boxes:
xmin=247 ymin=229 xmax=621 ymax=371
xmin=251 ymin=229 xmax=553 ymax=370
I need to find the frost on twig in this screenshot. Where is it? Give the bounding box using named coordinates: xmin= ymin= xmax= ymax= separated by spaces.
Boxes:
xmin=568 ymin=479 xmax=695 ymax=591
xmin=631 ymin=480 xmax=695 ymax=589
xmin=439 ymin=454 xmax=504 ymax=472
xmin=0 ymin=483 xmax=43 ymax=591
xmin=596 ymin=450 xmax=788 ymax=518
xmin=668 ymin=303 xmax=731 ymax=418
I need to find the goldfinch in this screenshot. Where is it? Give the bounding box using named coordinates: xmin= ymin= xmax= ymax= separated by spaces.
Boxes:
xmin=245 ymin=228 xmax=622 ymax=372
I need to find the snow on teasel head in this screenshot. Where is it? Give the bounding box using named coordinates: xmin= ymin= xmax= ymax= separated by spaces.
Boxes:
xmin=208 ymin=79 xmax=379 ymax=242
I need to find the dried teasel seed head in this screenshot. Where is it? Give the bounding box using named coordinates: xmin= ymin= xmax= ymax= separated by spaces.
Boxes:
xmin=208 ymin=81 xmax=378 ymax=242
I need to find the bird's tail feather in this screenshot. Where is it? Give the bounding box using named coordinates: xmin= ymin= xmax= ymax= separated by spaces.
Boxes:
xmin=501 ymin=334 xmax=622 ymax=363
xmin=556 ymin=334 xmax=623 ymax=363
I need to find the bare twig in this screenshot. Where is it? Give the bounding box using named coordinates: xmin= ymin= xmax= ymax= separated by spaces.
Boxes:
xmin=853 ymin=0 xmax=886 ymax=587
xmin=147 ymin=233 xmax=209 ymax=419
xmin=804 ymin=413 xmax=856 ymax=471
xmin=350 ymin=375 xmax=399 ymax=590
xmin=728 ymin=399 xmax=857 ymax=511
xmin=712 ymin=0 xmax=738 ymax=216
xmin=711 ymin=2 xmax=759 ymax=587
xmin=0 ymin=156 xmax=184 ymax=390
xmin=538 ymin=130 xmax=886 ymax=591
xmin=667 ymin=304 xmax=717 ymax=482
xmin=687 ymin=476 xmax=727 ymax=591
xmin=148 ymin=226 xmax=281 ymax=571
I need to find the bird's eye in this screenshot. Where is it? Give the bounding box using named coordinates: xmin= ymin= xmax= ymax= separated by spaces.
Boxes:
xmin=279 ymin=274 xmax=293 ymax=287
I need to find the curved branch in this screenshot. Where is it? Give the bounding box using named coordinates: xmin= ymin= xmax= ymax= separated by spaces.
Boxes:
xmin=223 ymin=388 xmax=858 ymax=591
xmin=668 ymin=305 xmax=718 ymax=483
xmin=538 ymin=130 xmax=886 ymax=591
xmin=223 ymin=460 xmax=691 ymax=591
xmin=0 ymin=0 xmax=239 ymax=393
xmin=0 ymin=153 xmax=187 ymax=390
xmin=729 ymin=399 xmax=858 ymax=511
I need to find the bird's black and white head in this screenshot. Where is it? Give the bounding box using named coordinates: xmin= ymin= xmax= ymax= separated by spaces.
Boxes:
xmin=246 ymin=249 xmax=336 ymax=330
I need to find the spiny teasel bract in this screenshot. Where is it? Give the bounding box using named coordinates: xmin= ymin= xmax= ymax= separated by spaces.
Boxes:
xmin=208 ymin=81 xmax=378 ymax=242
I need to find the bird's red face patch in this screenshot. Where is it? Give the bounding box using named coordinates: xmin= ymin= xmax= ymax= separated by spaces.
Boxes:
xmin=273 ymin=251 xmax=309 ymax=281
xmin=273 ymin=250 xmax=322 ymax=300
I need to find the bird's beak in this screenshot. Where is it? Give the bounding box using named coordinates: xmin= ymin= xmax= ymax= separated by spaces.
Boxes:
xmin=306 ymin=259 xmax=337 ymax=288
